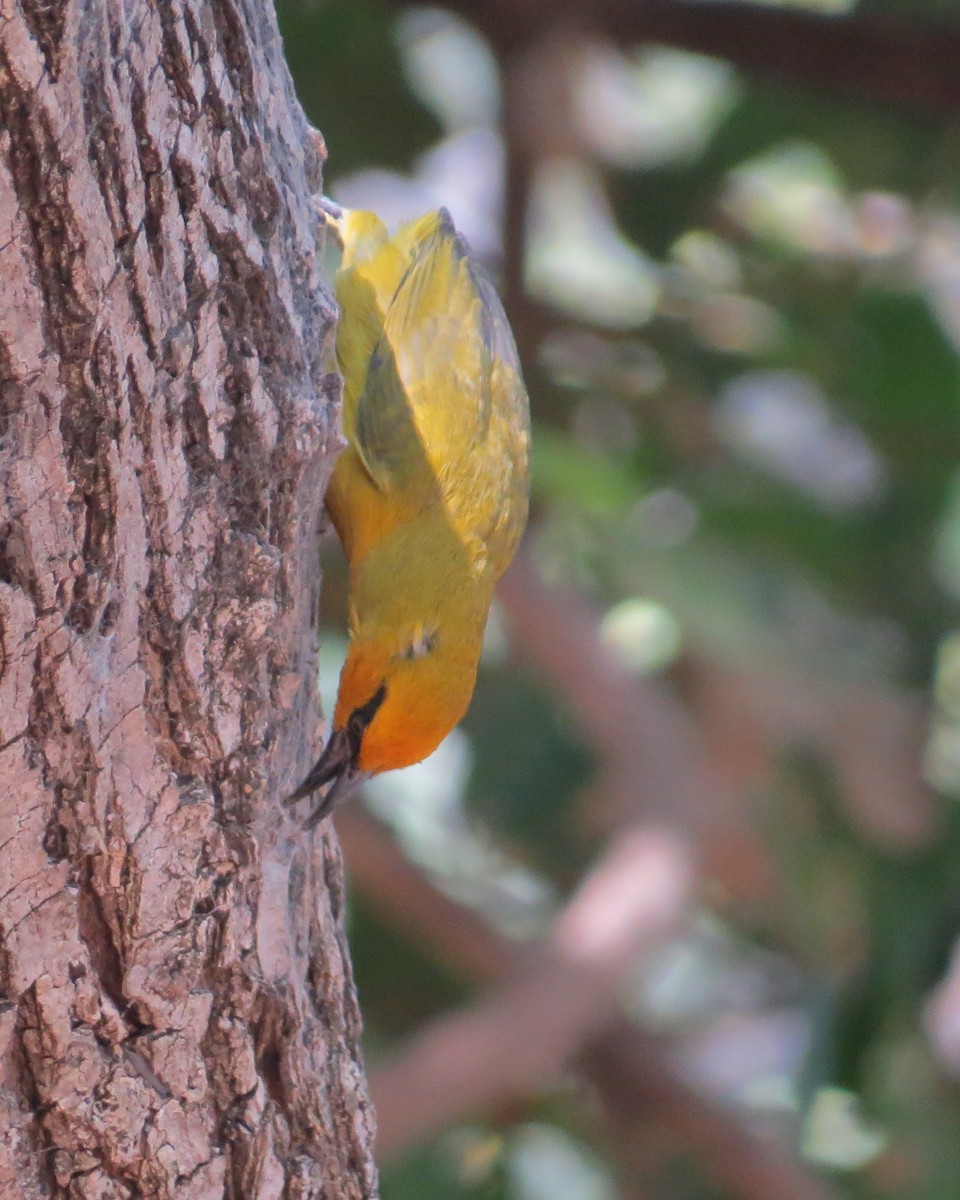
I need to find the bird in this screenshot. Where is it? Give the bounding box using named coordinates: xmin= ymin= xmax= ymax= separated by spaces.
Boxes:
xmin=287 ymin=202 xmax=530 ymax=829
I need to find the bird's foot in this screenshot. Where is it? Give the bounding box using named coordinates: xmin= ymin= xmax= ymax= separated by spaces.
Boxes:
xmin=318 ymin=195 xmax=343 ymax=220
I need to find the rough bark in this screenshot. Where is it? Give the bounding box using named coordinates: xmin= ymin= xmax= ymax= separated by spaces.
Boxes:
xmin=0 ymin=1 xmax=377 ymax=1197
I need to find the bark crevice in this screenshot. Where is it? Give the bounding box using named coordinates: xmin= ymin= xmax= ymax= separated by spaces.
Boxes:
xmin=0 ymin=1 xmax=377 ymax=1195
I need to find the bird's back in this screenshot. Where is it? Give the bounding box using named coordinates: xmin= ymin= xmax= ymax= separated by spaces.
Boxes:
xmin=331 ymin=208 xmax=530 ymax=581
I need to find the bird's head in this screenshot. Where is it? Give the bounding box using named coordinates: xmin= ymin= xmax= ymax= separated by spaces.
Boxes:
xmin=287 ymin=608 xmax=486 ymax=822
xmin=338 ymin=620 xmax=483 ymax=771
xmin=287 ymin=504 xmax=497 ymax=823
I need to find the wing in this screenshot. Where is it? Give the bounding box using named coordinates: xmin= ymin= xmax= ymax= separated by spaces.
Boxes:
xmin=353 ymin=211 xmax=530 ymax=573
xmin=334 ymin=210 xmax=453 ymax=438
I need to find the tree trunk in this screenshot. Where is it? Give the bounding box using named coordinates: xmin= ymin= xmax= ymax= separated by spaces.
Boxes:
xmin=0 ymin=1 xmax=377 ymax=1197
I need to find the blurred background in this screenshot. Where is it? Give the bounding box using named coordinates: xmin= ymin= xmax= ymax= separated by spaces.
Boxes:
xmin=277 ymin=0 xmax=960 ymax=1196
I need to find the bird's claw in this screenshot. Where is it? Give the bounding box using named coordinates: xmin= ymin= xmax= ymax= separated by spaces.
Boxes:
xmin=318 ymin=195 xmax=343 ymax=220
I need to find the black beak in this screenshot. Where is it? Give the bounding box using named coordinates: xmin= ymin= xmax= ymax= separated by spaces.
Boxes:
xmin=287 ymin=683 xmax=386 ymax=829
xmin=285 ymin=728 xmax=367 ymax=830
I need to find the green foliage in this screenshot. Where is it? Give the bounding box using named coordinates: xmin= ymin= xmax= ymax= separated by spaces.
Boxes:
xmin=276 ymin=0 xmax=440 ymax=173
xmin=380 ymin=1135 xmax=510 ymax=1200
xmin=531 ymin=423 xmax=638 ymax=511
xmin=349 ymin=892 xmax=472 ymax=1039
xmin=769 ymin=753 xmax=960 ymax=1101
xmin=463 ymin=668 xmax=596 ymax=886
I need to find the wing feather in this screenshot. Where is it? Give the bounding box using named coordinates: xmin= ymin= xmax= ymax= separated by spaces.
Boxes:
xmin=334 ymin=210 xmax=446 ymax=438
xmin=353 ymin=211 xmax=530 ymax=575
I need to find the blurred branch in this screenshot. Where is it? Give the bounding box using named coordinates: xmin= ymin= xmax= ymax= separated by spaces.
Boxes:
xmin=499 ymin=556 xmax=780 ymax=903
xmin=336 ymin=809 xmax=517 ymax=982
xmin=687 ymin=658 xmax=939 ymax=853
xmin=925 ymin=935 xmax=960 ymax=1077
xmin=337 ymin=553 xmax=838 ymax=1197
xmin=498 ymin=66 xmax=538 ymax=345
xmin=498 ymin=554 xmax=711 ymax=833
xmin=503 ymin=555 xmax=936 ymax=860
xmin=388 ymin=0 xmax=960 ymax=113
xmin=498 ymin=24 xmax=583 ymax=356
xmin=339 ymin=809 xmax=837 ymax=1199
xmin=368 ymin=824 xmax=694 ymax=1157
xmin=608 ymin=0 xmax=960 ymax=113
xmin=586 ymin=1024 xmax=839 ymax=1200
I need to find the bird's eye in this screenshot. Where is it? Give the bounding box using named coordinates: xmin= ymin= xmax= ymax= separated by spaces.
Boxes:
xmin=402 ymin=629 xmax=437 ymax=660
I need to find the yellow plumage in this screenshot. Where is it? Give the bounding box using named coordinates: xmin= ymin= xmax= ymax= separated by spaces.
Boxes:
xmin=288 ymin=205 xmax=530 ymax=825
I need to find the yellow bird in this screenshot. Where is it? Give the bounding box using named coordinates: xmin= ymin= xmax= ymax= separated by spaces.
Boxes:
xmin=287 ymin=203 xmax=530 ymax=828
